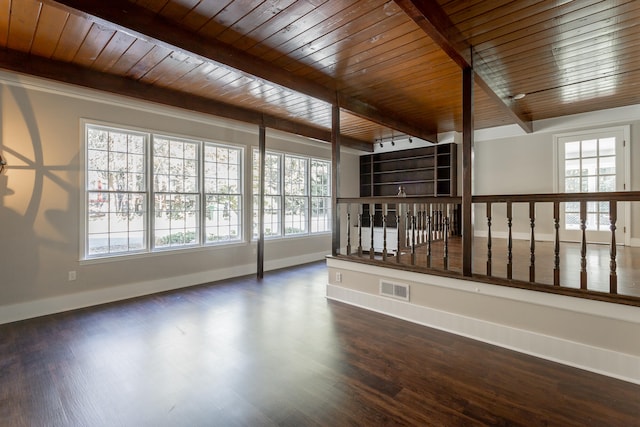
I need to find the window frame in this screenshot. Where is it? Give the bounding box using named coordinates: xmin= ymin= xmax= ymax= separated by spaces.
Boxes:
xmin=152 ymin=134 xmax=202 ymax=250
xmin=252 ymin=148 xmax=331 ymax=240
xmin=85 ymin=124 xmax=150 ymax=257
xmin=82 ymin=121 xmax=244 ymax=260
xmin=310 ymin=159 xmax=332 ymax=234
xmin=553 ymin=125 xmax=631 ymax=245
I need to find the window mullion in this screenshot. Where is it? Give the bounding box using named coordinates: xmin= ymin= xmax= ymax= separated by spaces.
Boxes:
xmin=200 ymin=142 xmax=206 ymax=246
xmin=280 ymin=153 xmax=285 ymax=237
xmin=148 ymin=134 xmax=154 ymax=252
xmin=307 ymin=159 xmax=312 ymax=234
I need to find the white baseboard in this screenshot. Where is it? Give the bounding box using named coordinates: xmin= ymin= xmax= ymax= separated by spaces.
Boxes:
xmin=326 ymin=284 xmax=640 ymax=385
xmin=0 ymin=251 xmax=328 ymax=325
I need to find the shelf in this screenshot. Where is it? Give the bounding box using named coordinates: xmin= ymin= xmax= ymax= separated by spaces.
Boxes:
xmin=360 ymin=143 xmax=457 ymax=198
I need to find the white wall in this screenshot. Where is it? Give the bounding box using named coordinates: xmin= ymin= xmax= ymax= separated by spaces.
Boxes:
xmin=0 ymin=70 xmax=360 ymax=323
xmin=472 ymin=106 xmax=640 ymax=242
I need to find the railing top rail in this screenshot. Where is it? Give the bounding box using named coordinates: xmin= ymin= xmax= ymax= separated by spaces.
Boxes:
xmin=472 ymin=191 xmax=640 ymax=204
xmin=338 ymin=196 xmax=463 ymax=204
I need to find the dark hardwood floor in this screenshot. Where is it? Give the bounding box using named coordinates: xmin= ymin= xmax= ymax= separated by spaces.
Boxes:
xmin=1 ymin=261 xmax=639 ymax=426
xmin=382 ymin=237 xmax=640 ymax=298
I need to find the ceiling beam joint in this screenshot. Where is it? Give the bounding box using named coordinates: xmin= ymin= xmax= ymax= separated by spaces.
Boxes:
xmin=394 ymin=0 xmax=533 ymax=134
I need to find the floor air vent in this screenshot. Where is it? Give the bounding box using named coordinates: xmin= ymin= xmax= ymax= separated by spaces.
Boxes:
xmin=380 ymin=280 xmax=410 ymax=301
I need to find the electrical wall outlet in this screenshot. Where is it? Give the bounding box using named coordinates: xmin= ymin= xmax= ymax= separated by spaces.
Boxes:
xmin=335 ymin=272 xmax=342 ymax=283
xmin=68 ymin=271 xmax=77 ymax=281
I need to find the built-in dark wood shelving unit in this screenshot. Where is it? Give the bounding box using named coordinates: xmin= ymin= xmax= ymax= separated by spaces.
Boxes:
xmin=359 ymin=144 xmax=458 ymax=229
xmin=360 ymin=143 xmax=457 ymax=197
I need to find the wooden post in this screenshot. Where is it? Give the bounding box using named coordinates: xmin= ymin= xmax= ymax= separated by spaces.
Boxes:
xmin=382 ymin=204 xmax=388 ymax=261
xmin=369 ymin=203 xmax=375 ymax=259
xmin=580 ymin=200 xmax=588 ymax=289
xmin=257 ymin=124 xmax=266 ymax=279
xmin=486 ymin=202 xmax=492 ymax=276
xmin=346 ymin=204 xmax=351 ymax=255
xmin=507 ymin=201 xmax=513 ymax=280
xmin=443 ymin=217 xmax=450 ymax=270
xmin=553 ymin=201 xmax=560 ymax=286
xmin=396 ymin=211 xmax=402 ymax=264
xmin=357 ymin=211 xmax=363 ymax=257
xmin=426 ymin=207 xmax=432 ymax=268
xmin=406 ymin=210 xmax=412 ymax=247
xmin=462 ymin=66 xmax=474 ymax=276
xmin=529 ymin=201 xmax=536 ymax=283
xmin=331 ymin=105 xmax=341 ymax=256
xmin=609 ymin=201 xmax=618 ymax=294
xmin=411 ymin=214 xmax=416 ymax=265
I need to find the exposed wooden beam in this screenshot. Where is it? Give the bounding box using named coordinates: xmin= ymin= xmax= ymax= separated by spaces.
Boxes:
xmin=394 ymin=0 xmax=533 ymax=134
xmin=0 ymin=49 xmax=372 ymax=152
xmin=44 ymin=0 xmax=438 ymax=142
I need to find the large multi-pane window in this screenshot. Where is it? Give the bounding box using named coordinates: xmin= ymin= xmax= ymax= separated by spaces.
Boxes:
xmin=252 ymin=149 xmax=330 ymax=238
xmin=205 ymin=145 xmax=242 ymax=243
xmin=310 ymin=160 xmax=331 ymax=233
xmin=562 ymin=136 xmax=617 ymax=231
xmin=86 ymin=126 xmax=148 ymax=256
xmin=153 ymin=136 xmax=201 ymax=248
xmin=556 ymin=126 xmax=627 ymax=244
xmin=85 ymin=124 xmax=243 ymax=258
xmin=284 ymin=156 xmax=309 ymax=235
xmin=252 ymin=151 xmax=283 ymax=238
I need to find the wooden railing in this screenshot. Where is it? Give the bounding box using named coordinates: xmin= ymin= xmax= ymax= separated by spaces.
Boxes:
xmin=336 ymin=192 xmax=640 ymax=306
xmin=339 ymin=196 xmax=462 ymax=270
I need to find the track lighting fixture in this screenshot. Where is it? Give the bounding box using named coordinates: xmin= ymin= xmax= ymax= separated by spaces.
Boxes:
xmin=376 ymin=134 xmax=415 ymax=146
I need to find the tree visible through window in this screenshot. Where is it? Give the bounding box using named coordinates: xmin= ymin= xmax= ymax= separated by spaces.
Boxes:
xmin=153 ymin=136 xmax=200 ymax=248
xmin=86 ymin=126 xmax=147 ymax=256
xmin=284 ymin=155 xmax=308 ymax=235
xmin=252 ymin=149 xmax=331 ymax=238
xmin=311 ymin=160 xmax=331 ymax=233
xmin=85 ymin=123 xmax=243 ymax=258
xmin=253 ymin=151 xmax=282 ymax=238
xmin=205 ymin=145 xmax=242 ymax=243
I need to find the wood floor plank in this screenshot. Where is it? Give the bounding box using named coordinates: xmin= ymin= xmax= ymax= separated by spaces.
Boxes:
xmin=0 ymin=261 xmax=639 ymax=426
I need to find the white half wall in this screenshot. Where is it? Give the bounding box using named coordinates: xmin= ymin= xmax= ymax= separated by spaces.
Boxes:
xmin=326 ymin=257 xmax=640 ymax=385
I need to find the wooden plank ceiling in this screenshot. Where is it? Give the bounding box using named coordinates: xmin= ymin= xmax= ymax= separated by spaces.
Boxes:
xmin=1 ymin=0 xmax=639 ymax=150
